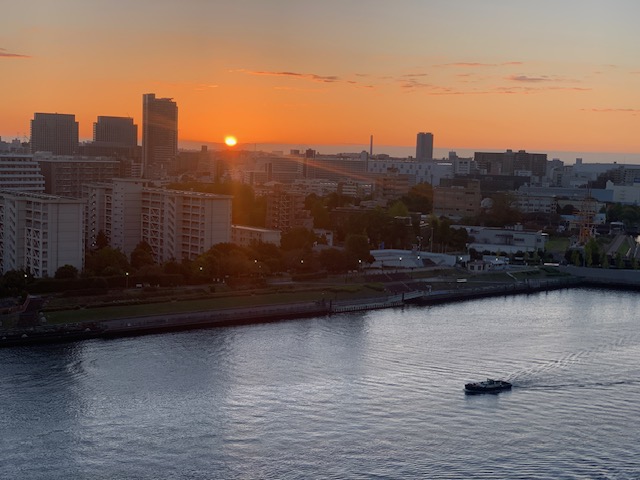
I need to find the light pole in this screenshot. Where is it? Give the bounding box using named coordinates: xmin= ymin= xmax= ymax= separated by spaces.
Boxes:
xmin=125 ymin=271 xmax=129 ymax=289
xmin=399 ymin=256 xmax=402 ymax=272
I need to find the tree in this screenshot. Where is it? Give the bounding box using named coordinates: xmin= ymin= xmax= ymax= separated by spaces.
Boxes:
xmin=280 ymin=227 xmax=317 ymax=251
xmin=584 ymin=238 xmax=599 ymax=267
xmin=85 ymin=247 xmax=130 ymax=276
xmin=401 ymin=182 xmax=433 ymax=214
xmin=318 ymin=248 xmax=348 ymax=273
xmin=94 ymin=230 xmax=109 ymax=250
xmin=387 ymin=200 xmax=409 ymax=218
xmin=54 ymin=264 xmax=79 ymax=280
xmin=345 ymin=234 xmax=373 ymax=267
xmin=130 ymin=241 xmax=156 ymax=270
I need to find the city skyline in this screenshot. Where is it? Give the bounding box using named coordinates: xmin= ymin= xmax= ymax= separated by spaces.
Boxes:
xmin=2 ymin=1 xmax=639 ymax=159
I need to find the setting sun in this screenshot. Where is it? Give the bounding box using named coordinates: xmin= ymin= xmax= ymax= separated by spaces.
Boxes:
xmin=224 ymin=136 xmax=237 ymax=147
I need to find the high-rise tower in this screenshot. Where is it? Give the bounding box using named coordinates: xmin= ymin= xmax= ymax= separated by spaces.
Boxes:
xmin=94 ymin=116 xmax=138 ymax=146
xmin=142 ymin=93 xmax=178 ymax=179
xmin=30 ymin=113 xmax=79 ymax=155
xmin=416 ymin=132 xmax=434 ymax=161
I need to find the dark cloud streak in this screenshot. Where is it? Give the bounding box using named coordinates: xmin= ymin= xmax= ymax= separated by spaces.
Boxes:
xmin=0 ymin=48 xmax=30 ymax=58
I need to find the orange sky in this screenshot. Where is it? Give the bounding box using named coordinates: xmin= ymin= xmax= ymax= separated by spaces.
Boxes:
xmin=2 ymin=1 xmax=640 ymax=161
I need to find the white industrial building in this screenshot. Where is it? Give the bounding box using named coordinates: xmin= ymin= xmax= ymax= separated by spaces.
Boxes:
xmin=463 ymin=225 xmax=548 ymax=254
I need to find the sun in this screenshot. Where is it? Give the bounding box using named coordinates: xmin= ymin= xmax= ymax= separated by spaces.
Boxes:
xmin=224 ymin=135 xmax=237 ymax=147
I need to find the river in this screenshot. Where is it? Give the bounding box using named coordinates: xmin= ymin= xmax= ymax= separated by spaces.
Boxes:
xmin=2 ymin=287 xmax=639 ymax=479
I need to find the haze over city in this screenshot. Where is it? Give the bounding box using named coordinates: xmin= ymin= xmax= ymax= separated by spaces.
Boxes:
xmin=2 ymin=0 xmax=640 ymax=163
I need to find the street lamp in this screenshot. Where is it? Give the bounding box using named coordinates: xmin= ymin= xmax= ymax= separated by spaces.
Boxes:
xmin=125 ymin=271 xmax=129 ymax=289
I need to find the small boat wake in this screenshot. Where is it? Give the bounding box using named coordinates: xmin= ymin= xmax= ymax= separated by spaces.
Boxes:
xmin=511 ymin=378 xmax=638 ymax=391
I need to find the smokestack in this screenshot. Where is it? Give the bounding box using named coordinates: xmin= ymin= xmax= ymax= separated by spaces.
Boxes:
xmin=370 ymin=135 xmax=373 ymax=156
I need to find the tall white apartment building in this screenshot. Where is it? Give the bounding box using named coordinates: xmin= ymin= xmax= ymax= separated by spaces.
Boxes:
xmin=86 ymin=179 xmax=232 ymax=262
xmin=0 ymin=154 xmax=45 ymax=192
xmin=0 ymin=190 xmax=84 ymax=277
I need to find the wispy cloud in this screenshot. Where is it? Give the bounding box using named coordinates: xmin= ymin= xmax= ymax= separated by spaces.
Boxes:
xmin=242 ymin=70 xmax=340 ymax=83
xmin=585 ymin=108 xmax=640 ymax=114
xmin=436 ymin=61 xmax=523 ymax=68
xmin=0 ymin=47 xmax=30 ymax=58
xmin=507 ymin=75 xmax=553 ymax=83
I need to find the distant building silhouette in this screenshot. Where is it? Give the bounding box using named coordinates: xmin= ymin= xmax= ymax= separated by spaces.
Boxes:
xmin=432 ymin=178 xmax=482 ymax=220
xmin=30 ymin=113 xmax=79 ymax=155
xmin=416 ymin=132 xmax=434 ymax=161
xmin=142 ymin=93 xmax=178 ymax=179
xmin=34 ymin=152 xmax=120 ymax=198
xmin=94 ymin=116 xmax=137 ymax=146
xmin=474 ymin=149 xmax=547 ymax=179
xmin=265 ymin=183 xmax=312 ymax=232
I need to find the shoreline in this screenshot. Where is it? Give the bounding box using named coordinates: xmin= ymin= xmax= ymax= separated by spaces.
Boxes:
xmin=0 ymin=274 xmax=591 ymax=348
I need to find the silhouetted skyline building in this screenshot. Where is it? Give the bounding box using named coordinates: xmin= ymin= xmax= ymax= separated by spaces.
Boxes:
xmin=474 ymin=149 xmax=547 ymax=178
xmin=93 ymin=116 xmax=137 ymax=146
xmin=30 ymin=113 xmax=79 ymax=155
xmin=416 ymin=132 xmax=434 ymax=161
xmin=142 ymin=93 xmax=178 ymax=179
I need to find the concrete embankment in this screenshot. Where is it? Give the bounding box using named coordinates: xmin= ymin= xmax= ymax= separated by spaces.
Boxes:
xmin=559 ymin=265 xmax=640 ymax=289
xmin=1 ymin=276 xmax=583 ymax=348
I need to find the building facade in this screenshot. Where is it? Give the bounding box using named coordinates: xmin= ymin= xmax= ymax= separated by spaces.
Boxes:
xmin=142 ymin=93 xmax=178 ymax=179
xmin=0 ymin=154 xmax=45 ymax=193
xmin=474 ymin=150 xmax=547 ymax=179
xmin=86 ymin=179 xmax=232 ymax=262
xmin=416 ymin=132 xmax=434 ymax=161
xmin=432 ymin=179 xmax=482 ymax=220
xmin=231 ymin=225 xmax=281 ymax=247
xmin=0 ymin=190 xmax=84 ymax=277
xmin=463 ymin=224 xmax=548 ymax=254
xmin=30 ymin=113 xmax=79 ymax=155
xmin=93 ymin=116 xmax=138 ymax=146
xmin=264 ymin=184 xmax=312 ymax=232
xmin=34 ymin=153 xmax=121 ymax=198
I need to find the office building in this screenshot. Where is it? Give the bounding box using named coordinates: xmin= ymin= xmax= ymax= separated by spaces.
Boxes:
xmin=264 ymin=183 xmax=313 ymax=232
xmin=34 ymin=152 xmax=120 ymax=198
xmin=93 ymin=116 xmax=138 ymax=146
xmin=142 ymin=93 xmax=178 ymax=179
xmin=432 ymin=179 xmax=482 ymax=220
xmin=416 ymin=132 xmax=434 ymax=161
xmin=0 ymin=190 xmax=84 ymax=277
xmin=30 ymin=113 xmax=79 ymax=155
xmin=0 ymin=154 xmax=45 ymax=192
xmin=474 ymin=150 xmax=547 ymax=179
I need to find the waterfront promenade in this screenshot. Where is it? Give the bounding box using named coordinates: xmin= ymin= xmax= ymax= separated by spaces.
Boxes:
xmin=0 ymin=268 xmax=582 ymax=347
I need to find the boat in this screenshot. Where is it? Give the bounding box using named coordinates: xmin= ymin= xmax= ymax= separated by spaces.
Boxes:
xmin=464 ymin=378 xmax=512 ymax=394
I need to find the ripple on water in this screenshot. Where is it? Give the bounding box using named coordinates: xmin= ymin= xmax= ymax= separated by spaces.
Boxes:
xmin=2 ymin=288 xmax=640 ymax=478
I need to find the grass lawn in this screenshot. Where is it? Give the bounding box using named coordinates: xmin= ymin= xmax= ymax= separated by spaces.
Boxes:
xmin=43 ymin=284 xmax=387 ymax=325
xmin=546 ymin=236 xmax=570 ymax=254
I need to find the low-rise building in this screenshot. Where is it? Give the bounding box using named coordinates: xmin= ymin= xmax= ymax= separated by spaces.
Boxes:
xmin=463 ymin=224 xmax=548 ymax=254
xmin=433 ymin=179 xmax=482 ymax=220
xmin=232 ymin=225 xmax=281 ymax=247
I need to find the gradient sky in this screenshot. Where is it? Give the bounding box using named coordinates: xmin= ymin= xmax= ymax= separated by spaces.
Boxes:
xmin=2 ymin=0 xmax=640 ymax=158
